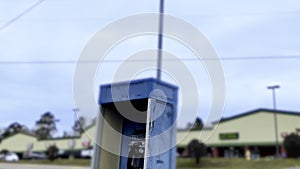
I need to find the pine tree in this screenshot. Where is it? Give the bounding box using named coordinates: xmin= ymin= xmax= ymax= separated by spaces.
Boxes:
xmin=35 ymin=112 xmax=59 ymax=139
xmin=2 ymin=122 xmax=29 ymax=138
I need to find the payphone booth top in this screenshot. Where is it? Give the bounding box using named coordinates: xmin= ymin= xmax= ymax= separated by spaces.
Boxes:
xmin=93 ymin=78 xmax=178 ymax=169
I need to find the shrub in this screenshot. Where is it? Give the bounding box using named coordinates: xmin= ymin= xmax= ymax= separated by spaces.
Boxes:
xmin=187 ymin=139 xmax=206 ymax=164
xmin=283 ymin=133 xmax=300 ymax=158
xmin=46 ymin=145 xmax=59 ymax=161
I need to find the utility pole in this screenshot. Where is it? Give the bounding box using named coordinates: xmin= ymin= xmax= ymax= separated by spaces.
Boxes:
xmin=156 ymin=0 xmax=164 ymax=80
xmin=267 ymin=85 xmax=280 ymax=158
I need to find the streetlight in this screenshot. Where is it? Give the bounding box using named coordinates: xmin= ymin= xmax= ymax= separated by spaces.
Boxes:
xmin=70 ymin=108 xmax=79 ymax=159
xmin=72 ymin=108 xmax=80 ymax=135
xmin=267 ymin=85 xmax=280 ymax=158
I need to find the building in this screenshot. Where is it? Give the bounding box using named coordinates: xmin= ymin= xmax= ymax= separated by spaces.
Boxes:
xmin=1 ymin=108 xmax=300 ymax=158
xmin=177 ymin=108 xmax=300 ymax=158
xmin=0 ymin=124 xmax=96 ymax=156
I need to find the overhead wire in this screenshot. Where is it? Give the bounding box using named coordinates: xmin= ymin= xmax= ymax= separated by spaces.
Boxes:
xmin=0 ymin=3 xmax=300 ymax=24
xmin=0 ymin=55 xmax=300 ymax=65
xmin=1 ymin=1 xmax=299 ymax=66
xmin=0 ymin=0 xmax=46 ymax=31
xmin=1 ymin=10 xmax=300 ymax=23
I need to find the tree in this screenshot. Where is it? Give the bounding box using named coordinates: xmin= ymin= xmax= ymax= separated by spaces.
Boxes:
xmin=46 ymin=144 xmax=59 ymax=161
xmin=193 ymin=117 xmax=204 ymax=129
xmin=187 ymin=139 xmax=206 ymax=164
xmin=1 ymin=122 xmax=29 ymax=138
xmin=35 ymin=112 xmax=59 ymax=139
xmin=283 ymin=133 xmax=300 ymax=158
xmin=72 ymin=116 xmax=86 ymax=136
xmin=186 ymin=117 xmax=204 ymax=130
xmin=0 ymin=149 xmax=9 ymax=155
xmin=0 ymin=127 xmax=4 ymax=135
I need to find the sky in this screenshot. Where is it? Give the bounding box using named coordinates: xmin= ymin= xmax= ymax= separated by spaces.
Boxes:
xmin=0 ymin=0 xmax=300 ymax=136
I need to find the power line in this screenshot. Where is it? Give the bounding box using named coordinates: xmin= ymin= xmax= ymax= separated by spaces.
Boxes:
xmin=1 ymin=10 xmax=300 ymax=24
xmin=183 ymin=10 xmax=300 ymax=18
xmin=0 ymin=0 xmax=46 ymax=31
xmin=0 ymin=55 xmax=300 ymax=65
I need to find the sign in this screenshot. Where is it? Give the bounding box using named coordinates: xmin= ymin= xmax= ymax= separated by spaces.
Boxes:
xmin=219 ymin=133 xmax=239 ymax=140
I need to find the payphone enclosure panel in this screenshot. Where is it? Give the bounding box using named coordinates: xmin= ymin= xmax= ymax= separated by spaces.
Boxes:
xmin=93 ymin=78 xmax=178 ymax=169
xmin=95 ymin=104 xmax=123 ymax=169
xmin=95 ymin=99 xmax=149 ymax=169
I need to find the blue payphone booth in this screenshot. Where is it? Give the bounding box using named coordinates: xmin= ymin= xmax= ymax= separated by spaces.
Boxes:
xmin=92 ymin=78 xmax=178 ymax=169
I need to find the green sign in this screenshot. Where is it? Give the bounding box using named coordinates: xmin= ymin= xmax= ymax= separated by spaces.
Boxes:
xmin=219 ymin=133 xmax=239 ymax=140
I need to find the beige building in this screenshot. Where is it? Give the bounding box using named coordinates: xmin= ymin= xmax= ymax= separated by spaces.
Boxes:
xmin=0 ymin=124 xmax=96 ymax=154
xmin=1 ymin=108 xmax=299 ymax=158
xmin=177 ymin=108 xmax=300 ymax=157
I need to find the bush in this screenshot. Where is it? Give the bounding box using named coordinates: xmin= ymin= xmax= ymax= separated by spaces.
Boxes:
xmin=187 ymin=139 xmax=206 ymax=164
xmin=283 ymin=133 xmax=300 ymax=158
xmin=0 ymin=149 xmax=9 ymax=155
xmin=46 ymin=145 xmax=59 ymax=161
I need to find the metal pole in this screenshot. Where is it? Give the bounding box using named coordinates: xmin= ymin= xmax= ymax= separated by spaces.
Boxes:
xmin=267 ymin=85 xmax=280 ymax=158
xmin=72 ymin=108 xmax=79 ymax=136
xmin=156 ymin=0 xmax=164 ymax=80
xmin=71 ymin=108 xmax=79 ymax=159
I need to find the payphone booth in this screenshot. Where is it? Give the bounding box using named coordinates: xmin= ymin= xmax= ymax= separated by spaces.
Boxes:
xmin=92 ymin=78 xmax=178 ymax=169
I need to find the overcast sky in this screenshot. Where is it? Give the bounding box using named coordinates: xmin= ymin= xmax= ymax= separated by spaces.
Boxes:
xmin=1 ymin=0 xmax=300 ymax=136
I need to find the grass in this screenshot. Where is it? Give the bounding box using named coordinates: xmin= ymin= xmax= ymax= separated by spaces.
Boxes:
xmin=17 ymin=158 xmax=91 ymax=166
xmin=177 ymin=157 xmax=300 ymax=169
xmin=9 ymin=157 xmax=300 ymax=169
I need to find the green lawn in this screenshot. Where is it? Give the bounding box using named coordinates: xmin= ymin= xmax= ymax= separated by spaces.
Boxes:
xmin=14 ymin=157 xmax=300 ymax=169
xmin=177 ymin=158 xmax=300 ymax=169
xmin=17 ymin=158 xmax=91 ymax=166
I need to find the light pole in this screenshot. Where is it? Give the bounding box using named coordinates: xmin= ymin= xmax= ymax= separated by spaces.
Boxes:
xmin=267 ymin=85 xmax=280 ymax=158
xmin=70 ymin=108 xmax=79 ymax=159
xmin=72 ymin=108 xmax=80 ymax=135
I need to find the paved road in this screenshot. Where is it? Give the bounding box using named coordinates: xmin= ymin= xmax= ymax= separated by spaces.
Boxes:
xmin=0 ymin=163 xmax=90 ymax=169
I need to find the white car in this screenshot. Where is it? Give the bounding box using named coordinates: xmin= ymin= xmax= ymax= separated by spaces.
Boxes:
xmin=80 ymin=149 xmax=93 ymax=158
xmin=4 ymin=152 xmax=19 ymax=162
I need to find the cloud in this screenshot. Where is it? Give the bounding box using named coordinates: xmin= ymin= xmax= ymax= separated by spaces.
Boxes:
xmin=1 ymin=0 xmax=300 ymax=134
